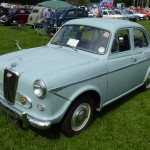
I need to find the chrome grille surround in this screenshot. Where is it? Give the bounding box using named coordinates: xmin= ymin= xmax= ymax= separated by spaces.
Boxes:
xmin=3 ymin=68 xmax=19 ymax=104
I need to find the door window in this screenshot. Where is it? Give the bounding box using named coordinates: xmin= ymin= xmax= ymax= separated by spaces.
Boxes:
xmin=111 ymin=29 xmax=131 ymax=53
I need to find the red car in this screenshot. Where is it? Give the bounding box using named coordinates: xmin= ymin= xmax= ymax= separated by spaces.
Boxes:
xmin=0 ymin=8 xmax=31 ymax=25
xmin=130 ymin=6 xmax=143 ymax=11
xmin=138 ymin=10 xmax=150 ymax=19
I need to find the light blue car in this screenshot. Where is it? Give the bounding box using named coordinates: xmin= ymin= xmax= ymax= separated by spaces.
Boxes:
xmin=0 ymin=18 xmax=150 ymax=137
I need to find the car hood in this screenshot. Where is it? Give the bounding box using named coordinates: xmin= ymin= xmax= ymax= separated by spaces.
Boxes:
xmin=0 ymin=45 xmax=106 ymax=90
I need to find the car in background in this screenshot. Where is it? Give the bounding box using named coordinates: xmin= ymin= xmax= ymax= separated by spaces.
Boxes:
xmin=128 ymin=9 xmax=149 ymax=20
xmin=102 ymin=9 xmax=127 ymax=20
xmin=26 ymin=6 xmax=46 ymax=26
xmin=114 ymin=9 xmax=140 ymax=21
xmin=52 ymin=7 xmax=88 ymax=27
xmin=0 ymin=7 xmax=31 ymax=25
xmin=27 ymin=7 xmax=88 ymax=29
xmin=0 ymin=18 xmax=150 ymax=137
xmin=0 ymin=7 xmax=11 ymax=18
xmin=138 ymin=9 xmax=150 ymax=20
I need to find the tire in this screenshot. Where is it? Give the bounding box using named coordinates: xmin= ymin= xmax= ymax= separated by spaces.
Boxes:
xmin=145 ymin=16 xmax=149 ymax=20
xmin=61 ymin=95 xmax=95 ymax=137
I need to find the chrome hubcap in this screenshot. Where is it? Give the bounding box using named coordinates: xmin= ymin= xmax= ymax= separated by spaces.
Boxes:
xmin=71 ymin=103 xmax=91 ymax=131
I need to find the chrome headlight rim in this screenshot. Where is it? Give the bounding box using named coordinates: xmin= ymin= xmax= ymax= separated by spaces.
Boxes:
xmin=33 ymin=79 xmax=47 ymax=99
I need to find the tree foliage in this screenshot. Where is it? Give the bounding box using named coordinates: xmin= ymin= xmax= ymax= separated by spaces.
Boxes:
xmin=1 ymin=0 xmax=45 ymax=5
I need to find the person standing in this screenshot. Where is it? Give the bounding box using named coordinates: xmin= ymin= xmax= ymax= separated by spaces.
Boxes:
xmin=43 ymin=8 xmax=53 ymax=33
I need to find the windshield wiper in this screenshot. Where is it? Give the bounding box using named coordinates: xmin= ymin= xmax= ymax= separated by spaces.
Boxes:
xmin=52 ymin=41 xmax=62 ymax=48
xmin=64 ymin=44 xmax=77 ymax=52
xmin=52 ymin=41 xmax=77 ymax=52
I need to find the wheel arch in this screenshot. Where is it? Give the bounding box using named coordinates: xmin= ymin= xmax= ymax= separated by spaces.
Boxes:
xmin=143 ymin=67 xmax=150 ymax=84
xmin=62 ymin=89 xmax=101 ymax=121
xmin=74 ymin=90 xmax=101 ymax=109
xmin=142 ymin=67 xmax=150 ymax=90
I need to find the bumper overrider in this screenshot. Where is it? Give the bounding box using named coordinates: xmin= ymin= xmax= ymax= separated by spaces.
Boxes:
xmin=0 ymin=98 xmax=51 ymax=129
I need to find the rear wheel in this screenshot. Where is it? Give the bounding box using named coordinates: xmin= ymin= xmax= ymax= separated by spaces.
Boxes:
xmin=61 ymin=95 xmax=95 ymax=137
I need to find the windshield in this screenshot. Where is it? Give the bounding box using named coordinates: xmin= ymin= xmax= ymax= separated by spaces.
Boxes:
xmin=129 ymin=10 xmax=138 ymax=14
xmin=51 ymin=25 xmax=110 ymax=54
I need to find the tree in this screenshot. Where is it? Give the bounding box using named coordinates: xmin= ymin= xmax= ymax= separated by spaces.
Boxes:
xmin=116 ymin=0 xmax=132 ymax=6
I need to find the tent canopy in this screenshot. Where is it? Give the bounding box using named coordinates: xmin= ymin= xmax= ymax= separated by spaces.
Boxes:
xmin=38 ymin=0 xmax=73 ymax=9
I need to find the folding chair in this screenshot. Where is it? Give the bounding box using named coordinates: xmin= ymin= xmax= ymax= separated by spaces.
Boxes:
xmin=12 ymin=20 xmax=26 ymax=30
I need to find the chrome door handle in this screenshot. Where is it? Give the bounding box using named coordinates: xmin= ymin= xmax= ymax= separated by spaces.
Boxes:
xmin=131 ymin=58 xmax=137 ymax=62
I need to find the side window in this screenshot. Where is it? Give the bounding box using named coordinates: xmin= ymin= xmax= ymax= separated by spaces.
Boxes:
xmin=111 ymin=29 xmax=131 ymax=53
xmin=133 ymin=28 xmax=148 ymax=48
xmin=67 ymin=11 xmax=76 ymax=17
xmin=78 ymin=10 xmax=86 ymax=17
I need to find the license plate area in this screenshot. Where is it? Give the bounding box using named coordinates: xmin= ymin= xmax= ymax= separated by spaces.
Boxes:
xmin=0 ymin=104 xmax=20 ymax=125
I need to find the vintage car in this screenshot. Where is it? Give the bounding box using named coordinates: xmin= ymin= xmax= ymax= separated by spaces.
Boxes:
xmin=0 ymin=7 xmax=31 ymax=25
xmin=138 ymin=10 xmax=150 ymax=20
xmin=102 ymin=9 xmax=127 ymax=20
xmin=0 ymin=7 xmax=11 ymax=18
xmin=26 ymin=6 xmax=46 ymax=26
xmin=128 ymin=9 xmax=149 ymax=20
xmin=114 ymin=9 xmax=140 ymax=21
xmin=0 ymin=18 xmax=150 ymax=137
xmin=27 ymin=7 xmax=88 ymax=28
xmin=52 ymin=7 xmax=88 ymax=27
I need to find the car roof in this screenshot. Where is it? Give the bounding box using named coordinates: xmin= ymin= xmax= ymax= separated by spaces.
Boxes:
xmin=65 ymin=18 xmax=143 ymax=31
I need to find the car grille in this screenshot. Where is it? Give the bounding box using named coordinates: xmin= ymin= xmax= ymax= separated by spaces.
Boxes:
xmin=3 ymin=69 xmax=19 ymax=104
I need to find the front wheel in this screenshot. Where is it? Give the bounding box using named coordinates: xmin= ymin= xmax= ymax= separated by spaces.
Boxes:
xmin=61 ymin=95 xmax=95 ymax=137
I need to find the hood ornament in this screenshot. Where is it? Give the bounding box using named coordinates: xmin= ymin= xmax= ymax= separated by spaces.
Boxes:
xmin=7 ymin=72 xmax=12 ymax=77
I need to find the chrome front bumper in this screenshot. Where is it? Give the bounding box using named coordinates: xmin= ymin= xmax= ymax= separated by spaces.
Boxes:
xmin=0 ymin=99 xmax=51 ymax=129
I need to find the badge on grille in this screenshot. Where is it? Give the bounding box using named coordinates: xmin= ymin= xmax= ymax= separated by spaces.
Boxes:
xmin=7 ymin=73 xmax=12 ymax=77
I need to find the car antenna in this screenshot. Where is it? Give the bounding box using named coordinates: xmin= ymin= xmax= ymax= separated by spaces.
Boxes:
xmin=15 ymin=40 xmax=21 ymax=50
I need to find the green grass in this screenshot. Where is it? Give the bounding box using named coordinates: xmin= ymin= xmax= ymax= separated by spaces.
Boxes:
xmin=0 ymin=21 xmax=150 ymax=150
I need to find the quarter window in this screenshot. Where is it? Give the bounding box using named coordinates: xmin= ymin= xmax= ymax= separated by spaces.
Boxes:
xmin=133 ymin=29 xmax=148 ymax=48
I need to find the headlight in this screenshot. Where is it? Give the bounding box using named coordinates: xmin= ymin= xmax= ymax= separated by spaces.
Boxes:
xmin=33 ymin=80 xmax=47 ymax=99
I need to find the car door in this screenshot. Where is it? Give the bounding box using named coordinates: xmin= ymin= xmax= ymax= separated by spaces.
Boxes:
xmin=106 ymin=28 xmax=138 ymax=102
xmin=132 ymin=27 xmax=150 ymax=85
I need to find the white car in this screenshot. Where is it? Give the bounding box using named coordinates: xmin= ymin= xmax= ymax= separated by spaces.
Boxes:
xmin=26 ymin=6 xmax=46 ymax=26
xmin=128 ymin=10 xmax=149 ymax=20
xmin=103 ymin=9 xmax=127 ymax=20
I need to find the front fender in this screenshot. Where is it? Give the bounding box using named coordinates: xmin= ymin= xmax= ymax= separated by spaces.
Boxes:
xmin=51 ymin=73 xmax=107 ymax=107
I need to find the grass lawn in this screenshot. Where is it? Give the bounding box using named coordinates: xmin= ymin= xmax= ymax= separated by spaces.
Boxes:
xmin=0 ymin=21 xmax=150 ymax=150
